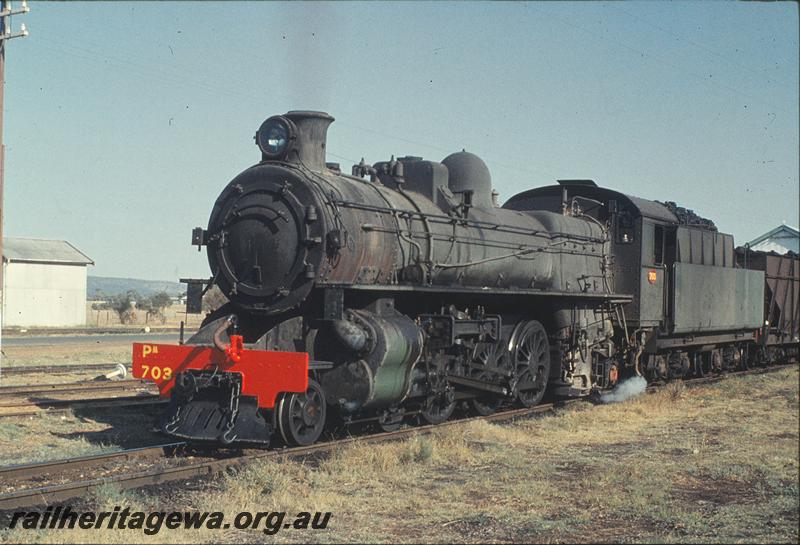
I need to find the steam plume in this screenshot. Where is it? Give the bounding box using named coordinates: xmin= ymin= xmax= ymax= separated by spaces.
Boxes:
xmin=600 ymin=376 xmax=648 ymax=404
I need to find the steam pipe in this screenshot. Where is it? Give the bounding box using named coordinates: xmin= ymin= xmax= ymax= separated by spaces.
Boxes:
xmin=213 ymin=315 xmax=238 ymax=353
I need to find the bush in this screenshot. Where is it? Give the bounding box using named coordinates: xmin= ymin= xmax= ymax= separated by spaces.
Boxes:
xmin=92 ymin=290 xmax=141 ymax=324
xmin=140 ymin=291 xmax=173 ymax=324
xmin=202 ymin=285 xmax=229 ymax=313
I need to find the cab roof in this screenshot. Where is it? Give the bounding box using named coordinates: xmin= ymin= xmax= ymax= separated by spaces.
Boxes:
xmin=504 ymin=181 xmax=679 ymax=224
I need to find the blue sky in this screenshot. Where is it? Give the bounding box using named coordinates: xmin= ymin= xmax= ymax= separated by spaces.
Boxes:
xmin=4 ymin=1 xmax=798 ymax=281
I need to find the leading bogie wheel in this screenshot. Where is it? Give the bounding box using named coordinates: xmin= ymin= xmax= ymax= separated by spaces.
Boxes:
xmin=276 ymin=378 xmax=327 ymax=446
xmin=511 ymin=320 xmax=551 ymax=408
xmin=421 ymin=390 xmax=456 ymax=425
xmin=377 ymin=408 xmax=406 ymax=432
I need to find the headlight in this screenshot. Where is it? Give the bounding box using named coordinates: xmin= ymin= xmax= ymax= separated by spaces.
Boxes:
xmin=256 ymin=116 xmax=296 ymax=159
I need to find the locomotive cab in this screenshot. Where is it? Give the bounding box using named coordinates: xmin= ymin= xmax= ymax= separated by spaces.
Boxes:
xmin=505 ymin=181 xmax=765 ymax=381
xmin=503 ymin=180 xmax=675 ymax=328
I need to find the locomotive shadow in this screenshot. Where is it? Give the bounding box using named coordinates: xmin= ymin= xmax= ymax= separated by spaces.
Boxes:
xmin=50 ymin=404 xmax=168 ymax=449
xmin=47 ymin=390 xmax=577 ymax=453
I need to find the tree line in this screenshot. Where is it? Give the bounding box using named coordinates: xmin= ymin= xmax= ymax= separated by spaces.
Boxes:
xmin=91 ymin=286 xmax=229 ymax=324
xmin=91 ymin=291 xmax=173 ymax=324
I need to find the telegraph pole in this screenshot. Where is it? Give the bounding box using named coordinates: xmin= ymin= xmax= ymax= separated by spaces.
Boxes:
xmin=0 ymin=0 xmax=29 ymax=363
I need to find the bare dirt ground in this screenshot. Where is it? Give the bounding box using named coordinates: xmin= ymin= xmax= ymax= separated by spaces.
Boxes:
xmin=1 ymin=366 xmax=797 ymax=544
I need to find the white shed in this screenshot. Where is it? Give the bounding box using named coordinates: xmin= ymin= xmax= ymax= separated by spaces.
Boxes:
xmin=747 ymin=224 xmax=799 ymax=255
xmin=2 ymin=238 xmax=95 ymax=327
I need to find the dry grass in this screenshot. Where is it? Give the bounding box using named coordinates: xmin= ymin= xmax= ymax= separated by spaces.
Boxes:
xmin=1 ymin=341 xmax=133 ymax=368
xmin=1 ymin=367 xmax=798 ymax=543
xmin=0 ymin=404 xmax=165 ymax=466
xmin=0 ymin=340 xmax=135 ymax=386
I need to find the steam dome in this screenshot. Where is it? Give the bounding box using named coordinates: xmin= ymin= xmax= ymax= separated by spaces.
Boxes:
xmin=442 ymin=150 xmax=493 ymax=208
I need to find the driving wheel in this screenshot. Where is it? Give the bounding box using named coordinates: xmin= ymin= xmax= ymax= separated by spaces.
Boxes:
xmin=511 ymin=320 xmax=551 ymax=407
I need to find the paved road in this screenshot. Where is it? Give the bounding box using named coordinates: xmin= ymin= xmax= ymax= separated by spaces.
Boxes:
xmin=1 ymin=333 xmax=179 ymax=346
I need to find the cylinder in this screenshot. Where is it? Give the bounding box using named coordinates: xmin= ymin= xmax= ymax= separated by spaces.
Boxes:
xmin=320 ymin=308 xmax=423 ymax=413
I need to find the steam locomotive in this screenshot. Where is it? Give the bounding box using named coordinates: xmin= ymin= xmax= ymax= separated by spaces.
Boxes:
xmin=133 ymin=111 xmax=799 ymax=446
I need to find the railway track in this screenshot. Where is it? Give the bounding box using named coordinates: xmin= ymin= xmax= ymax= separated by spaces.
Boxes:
xmin=0 ymin=363 xmax=129 ymax=377
xmin=0 ymin=403 xmax=569 ymax=510
xmin=0 ymin=379 xmax=150 ymax=397
xmin=0 ymin=379 xmax=162 ymax=418
xmin=0 ymin=363 xmax=793 ymax=510
xmin=0 ymin=396 xmax=165 ymax=418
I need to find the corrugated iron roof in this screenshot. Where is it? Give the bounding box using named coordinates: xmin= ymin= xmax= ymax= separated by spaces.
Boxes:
xmin=747 ymin=224 xmax=799 ymax=246
xmin=747 ymin=224 xmax=799 ymax=255
xmin=750 ymin=240 xmax=798 ymax=254
xmin=2 ymin=238 xmax=94 ymax=265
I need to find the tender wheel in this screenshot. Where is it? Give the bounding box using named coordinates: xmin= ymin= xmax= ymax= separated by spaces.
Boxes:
xmin=696 ymin=352 xmax=712 ymax=377
xmin=511 ymin=320 xmax=551 ymax=407
xmin=711 ymin=350 xmax=724 ymax=373
xmin=276 ymin=379 xmax=327 ymax=446
xmin=755 ymin=347 xmax=770 ymax=368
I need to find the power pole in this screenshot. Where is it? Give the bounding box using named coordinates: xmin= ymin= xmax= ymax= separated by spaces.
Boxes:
xmin=0 ymin=0 xmax=29 ymax=363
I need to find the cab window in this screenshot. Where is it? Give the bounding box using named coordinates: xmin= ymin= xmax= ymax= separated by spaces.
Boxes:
xmin=617 ymin=211 xmax=635 ymax=244
xmin=654 ymin=225 xmax=664 ymax=265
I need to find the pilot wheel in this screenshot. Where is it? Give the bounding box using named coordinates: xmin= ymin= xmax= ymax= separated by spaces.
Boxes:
xmin=276 ymin=379 xmax=327 ymax=446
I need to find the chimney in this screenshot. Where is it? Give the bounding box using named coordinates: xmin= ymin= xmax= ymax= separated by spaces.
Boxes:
xmin=284 ymin=110 xmax=334 ymax=172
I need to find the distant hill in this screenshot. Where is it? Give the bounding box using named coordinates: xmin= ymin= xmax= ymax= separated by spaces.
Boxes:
xmin=88 ymin=276 xmax=184 ymax=300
